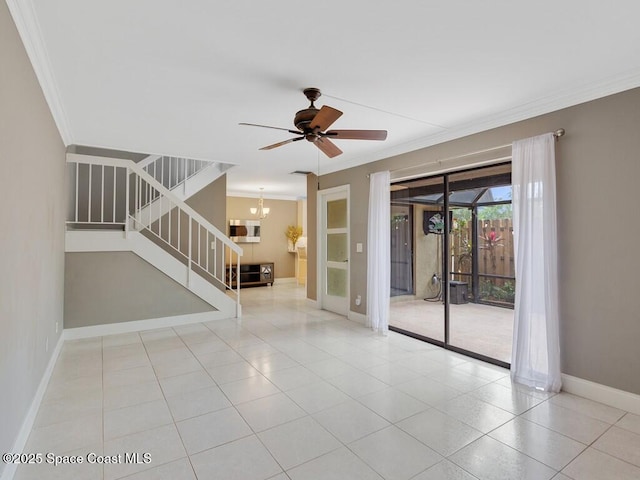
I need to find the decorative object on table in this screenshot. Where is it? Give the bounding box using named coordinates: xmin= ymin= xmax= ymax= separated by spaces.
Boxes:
xmin=285 ymin=225 xmax=303 ymax=251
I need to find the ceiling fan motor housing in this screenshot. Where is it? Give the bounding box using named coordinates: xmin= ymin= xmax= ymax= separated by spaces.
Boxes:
xmin=294 ymin=107 xmax=319 ymax=135
xmin=294 ymin=87 xmax=323 ymax=137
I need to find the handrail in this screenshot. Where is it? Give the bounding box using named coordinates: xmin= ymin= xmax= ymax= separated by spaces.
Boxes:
xmin=67 ymin=153 xmax=241 ymax=254
xmin=137 ymin=154 xmax=161 ymax=169
xmin=66 ymin=153 xmax=242 ymax=312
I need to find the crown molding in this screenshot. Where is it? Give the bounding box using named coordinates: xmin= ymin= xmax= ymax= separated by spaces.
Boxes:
xmin=6 ymin=0 xmax=73 ymax=145
xmin=322 ymin=69 xmax=640 ymax=176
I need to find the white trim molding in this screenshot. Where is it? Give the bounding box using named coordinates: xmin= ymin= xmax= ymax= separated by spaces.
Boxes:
xmin=1 ymin=335 xmax=64 ymax=480
xmin=5 ymin=0 xmax=73 ymax=145
xmin=348 ymin=310 xmax=367 ymax=325
xmin=320 ymin=68 xmax=640 ymax=177
xmin=561 ymin=374 xmax=640 ymax=416
xmin=63 ymin=311 xmax=235 ymax=340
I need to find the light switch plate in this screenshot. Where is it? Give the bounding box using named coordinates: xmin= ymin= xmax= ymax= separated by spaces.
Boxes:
xmin=356 ymin=242 xmax=363 ymax=253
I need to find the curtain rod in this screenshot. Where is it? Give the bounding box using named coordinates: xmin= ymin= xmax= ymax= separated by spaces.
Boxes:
xmin=368 ymin=128 xmax=565 ymax=178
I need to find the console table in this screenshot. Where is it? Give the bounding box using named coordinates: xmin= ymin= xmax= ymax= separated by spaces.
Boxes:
xmin=227 ymin=262 xmax=274 ymax=288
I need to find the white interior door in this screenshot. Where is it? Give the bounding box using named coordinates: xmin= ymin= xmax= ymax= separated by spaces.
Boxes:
xmin=318 ymin=186 xmax=349 ymax=316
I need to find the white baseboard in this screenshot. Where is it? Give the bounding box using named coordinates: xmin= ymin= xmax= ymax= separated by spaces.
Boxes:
xmin=561 ymin=374 xmax=640 ymax=415
xmin=1 ymin=334 xmax=64 ymax=480
xmin=348 ymin=310 xmax=368 ymax=325
xmin=274 ymin=277 xmax=297 ymax=284
xmin=64 ymin=311 xmax=235 ymax=340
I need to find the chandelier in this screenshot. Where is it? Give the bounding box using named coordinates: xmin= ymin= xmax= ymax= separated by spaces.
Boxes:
xmin=250 ymin=188 xmax=270 ymax=219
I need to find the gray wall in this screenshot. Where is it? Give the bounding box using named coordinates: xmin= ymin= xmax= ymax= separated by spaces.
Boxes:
xmin=0 ymin=2 xmax=66 ymax=473
xmin=186 ymin=173 xmax=228 ymax=289
xmin=64 ymin=252 xmax=214 ymax=327
xmin=187 ymin=173 xmax=227 ymax=236
xmin=313 ymin=87 xmax=640 ymax=396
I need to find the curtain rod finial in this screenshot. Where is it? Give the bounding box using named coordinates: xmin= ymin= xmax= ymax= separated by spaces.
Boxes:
xmin=554 ymin=128 xmax=565 ymax=138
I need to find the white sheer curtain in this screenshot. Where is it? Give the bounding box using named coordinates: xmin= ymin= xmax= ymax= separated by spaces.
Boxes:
xmin=367 ymin=171 xmax=390 ymax=334
xmin=511 ymin=133 xmax=562 ymax=392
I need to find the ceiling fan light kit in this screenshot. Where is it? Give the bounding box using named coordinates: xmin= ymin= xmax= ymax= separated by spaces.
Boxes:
xmin=240 ymin=88 xmax=387 ymax=158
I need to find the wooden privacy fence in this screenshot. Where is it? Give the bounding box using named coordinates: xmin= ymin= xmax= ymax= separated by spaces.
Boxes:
xmin=451 ymin=218 xmax=515 ymax=304
xmin=477 ymin=218 xmax=515 ymax=278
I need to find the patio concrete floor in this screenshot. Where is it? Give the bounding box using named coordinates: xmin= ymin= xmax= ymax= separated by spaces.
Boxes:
xmin=389 ymin=296 xmax=514 ymax=364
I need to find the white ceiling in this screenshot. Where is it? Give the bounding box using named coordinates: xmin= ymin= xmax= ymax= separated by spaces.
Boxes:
xmin=15 ymin=0 xmax=640 ymax=198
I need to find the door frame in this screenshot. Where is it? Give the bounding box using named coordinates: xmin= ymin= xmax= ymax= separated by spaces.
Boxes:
xmin=317 ymin=184 xmax=350 ymax=316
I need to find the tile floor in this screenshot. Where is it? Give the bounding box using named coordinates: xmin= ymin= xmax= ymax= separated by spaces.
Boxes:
xmin=15 ymin=284 xmax=640 ymax=480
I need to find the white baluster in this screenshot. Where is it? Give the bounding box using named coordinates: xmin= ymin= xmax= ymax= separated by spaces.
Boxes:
xmin=188 ymin=216 xmax=192 ymax=287
xmin=75 ymin=162 xmax=79 ymax=222
xmin=88 ymin=164 xmax=92 ymax=222
xmin=125 ymin=167 xmax=130 ymax=236
xmin=101 ymin=164 xmax=105 ymax=223
xmin=112 ymin=166 xmax=117 ymax=223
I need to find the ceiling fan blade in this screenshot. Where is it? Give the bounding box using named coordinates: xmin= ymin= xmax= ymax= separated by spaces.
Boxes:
xmin=259 ymin=136 xmax=304 ymax=151
xmin=314 ymin=137 xmax=343 ymax=158
xmin=309 ymin=106 xmax=343 ymax=131
xmin=324 ymin=129 xmax=388 ymax=141
xmin=239 ymin=122 xmax=301 ymax=135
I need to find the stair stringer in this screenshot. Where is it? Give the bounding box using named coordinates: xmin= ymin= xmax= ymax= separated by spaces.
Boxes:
xmin=65 ymin=230 xmax=240 ymax=319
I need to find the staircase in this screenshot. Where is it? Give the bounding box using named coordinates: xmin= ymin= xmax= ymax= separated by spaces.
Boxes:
xmin=65 ymin=153 xmax=242 ymax=319
xmin=137 ymin=155 xmax=232 ymax=223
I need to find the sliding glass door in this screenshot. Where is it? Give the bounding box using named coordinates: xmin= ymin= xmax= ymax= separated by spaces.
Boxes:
xmin=447 ymin=167 xmax=514 ymax=365
xmin=389 ymin=176 xmax=445 ymax=343
xmin=389 ymin=164 xmax=514 ymax=367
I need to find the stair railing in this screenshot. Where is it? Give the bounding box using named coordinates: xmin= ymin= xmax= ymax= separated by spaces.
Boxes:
xmin=66 ymin=153 xmax=242 ymax=311
xmin=141 ymin=156 xmax=215 ymax=195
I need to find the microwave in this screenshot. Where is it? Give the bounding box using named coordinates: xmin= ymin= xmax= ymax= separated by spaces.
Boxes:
xmin=229 ymin=219 xmax=261 ymax=243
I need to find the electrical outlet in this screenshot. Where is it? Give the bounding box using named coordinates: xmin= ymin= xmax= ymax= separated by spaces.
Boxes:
xmin=355 ymin=295 xmax=362 ymax=306
xmin=211 ymin=241 xmax=216 ymax=250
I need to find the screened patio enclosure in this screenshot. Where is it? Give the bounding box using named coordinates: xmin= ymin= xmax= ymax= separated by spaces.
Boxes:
xmin=389 ymin=163 xmax=515 ymax=365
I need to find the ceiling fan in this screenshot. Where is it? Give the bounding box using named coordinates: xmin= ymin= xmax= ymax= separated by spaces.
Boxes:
xmin=239 ymin=88 xmax=387 ymax=158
